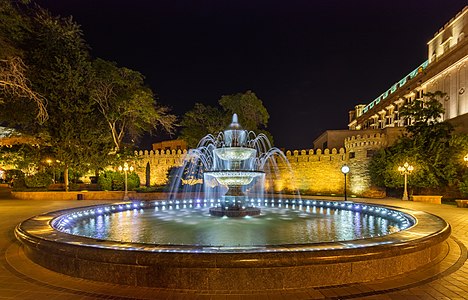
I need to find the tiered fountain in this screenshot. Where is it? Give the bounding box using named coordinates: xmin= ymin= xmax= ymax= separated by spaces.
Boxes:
xmin=205 ymin=114 xmax=264 ymax=216
xmin=170 ymin=113 xmax=288 ymax=217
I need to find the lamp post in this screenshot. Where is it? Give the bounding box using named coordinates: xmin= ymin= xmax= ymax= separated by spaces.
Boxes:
xmin=118 ymin=162 xmax=134 ymax=201
xmin=45 ymin=158 xmax=55 ymax=183
xmin=398 ymin=162 xmax=414 ymax=200
xmin=341 ymin=165 xmax=350 ymax=201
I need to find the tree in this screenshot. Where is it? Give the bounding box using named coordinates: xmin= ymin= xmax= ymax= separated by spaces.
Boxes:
xmin=400 ymin=91 xmax=453 ymax=141
xmin=369 ymin=91 xmax=468 ymax=193
xmin=1 ymin=1 xmax=175 ymax=191
xmin=180 ymin=91 xmax=272 ymax=148
xmin=0 ymin=143 xmax=43 ymax=175
xmin=219 ymin=90 xmax=269 ymax=132
xmin=0 ymin=1 xmax=47 ymax=123
xmin=26 ymin=8 xmax=112 ymax=191
xmin=90 ymin=58 xmax=176 ymax=152
xmin=179 ymin=103 xmax=225 ymax=148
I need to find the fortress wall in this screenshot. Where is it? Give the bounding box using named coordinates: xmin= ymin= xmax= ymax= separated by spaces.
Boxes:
xmin=277 ymin=148 xmax=347 ymax=194
xmin=345 ymin=133 xmax=387 ymax=197
xmin=133 ymin=134 xmax=388 ymax=197
xmin=134 ymin=149 xmax=187 ymax=186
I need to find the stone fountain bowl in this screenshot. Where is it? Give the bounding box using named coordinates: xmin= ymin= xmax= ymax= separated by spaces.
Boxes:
xmin=213 ymin=147 xmax=256 ymax=161
xmin=15 ymin=200 xmax=450 ymax=291
xmin=204 ymin=170 xmax=264 ymax=186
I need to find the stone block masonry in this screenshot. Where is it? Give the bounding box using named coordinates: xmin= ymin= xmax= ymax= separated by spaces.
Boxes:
xmin=133 ymin=133 xmax=388 ymax=197
xmin=278 ymin=148 xmax=347 ymax=195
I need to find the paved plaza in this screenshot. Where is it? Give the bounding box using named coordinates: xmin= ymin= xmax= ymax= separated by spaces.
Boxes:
xmin=0 ymin=185 xmax=467 ymax=299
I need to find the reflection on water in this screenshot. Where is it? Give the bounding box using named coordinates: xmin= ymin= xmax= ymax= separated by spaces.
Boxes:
xmin=69 ymin=205 xmax=400 ymax=247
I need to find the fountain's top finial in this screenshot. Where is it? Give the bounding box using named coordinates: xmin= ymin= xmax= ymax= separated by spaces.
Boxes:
xmin=224 ymin=113 xmax=246 ymax=147
xmin=227 ymin=113 xmax=242 ymax=130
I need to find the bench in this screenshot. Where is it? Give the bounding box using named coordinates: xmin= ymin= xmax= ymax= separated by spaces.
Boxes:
xmin=411 ymin=195 xmax=442 ymax=204
xmin=455 ymin=200 xmax=468 ymax=208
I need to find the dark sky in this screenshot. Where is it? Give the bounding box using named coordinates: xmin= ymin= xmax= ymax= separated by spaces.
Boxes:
xmin=36 ymin=0 xmax=467 ymax=150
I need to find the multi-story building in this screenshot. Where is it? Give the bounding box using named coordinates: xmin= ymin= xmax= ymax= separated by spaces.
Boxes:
xmin=315 ymin=6 xmax=467 ymax=150
xmin=347 ymin=6 xmax=467 ymax=134
xmin=152 ymin=139 xmax=187 ymax=152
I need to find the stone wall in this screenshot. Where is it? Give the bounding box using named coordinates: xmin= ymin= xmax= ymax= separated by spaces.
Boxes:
xmin=277 ymin=148 xmax=346 ymax=195
xmin=345 ymin=133 xmax=387 ymax=197
xmin=133 ymin=133 xmax=388 ymax=197
xmin=133 ymin=149 xmax=187 ymax=186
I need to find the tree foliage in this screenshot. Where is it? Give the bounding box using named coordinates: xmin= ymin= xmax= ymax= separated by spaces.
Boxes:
xmin=0 ymin=1 xmax=47 ymax=123
xmin=180 ymin=90 xmax=271 ymax=148
xmin=179 ymin=103 xmax=225 ymax=147
xmin=25 ymin=8 xmax=114 ymax=190
xmin=400 ymin=91 xmax=453 ymax=140
xmin=219 ymin=90 xmax=269 ymax=132
xmin=0 ymin=143 xmax=43 ymax=173
xmin=368 ymin=92 xmax=468 ymax=193
xmin=0 ymin=2 xmax=175 ymax=190
xmin=90 ymin=58 xmax=176 ymax=152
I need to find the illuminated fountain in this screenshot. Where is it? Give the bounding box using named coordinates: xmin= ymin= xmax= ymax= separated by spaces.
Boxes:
xmin=170 ymin=113 xmax=289 ymax=217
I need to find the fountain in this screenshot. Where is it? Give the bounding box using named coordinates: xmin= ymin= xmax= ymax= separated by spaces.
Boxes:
xmin=206 ymin=115 xmax=263 ymax=216
xmin=14 ymin=114 xmax=451 ymax=291
xmin=173 ymin=114 xmax=285 ymax=217
xmin=168 ymin=114 xmax=293 ymax=213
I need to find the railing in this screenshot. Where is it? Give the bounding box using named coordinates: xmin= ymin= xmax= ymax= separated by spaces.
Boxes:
xmin=362 ymin=60 xmax=429 ymax=114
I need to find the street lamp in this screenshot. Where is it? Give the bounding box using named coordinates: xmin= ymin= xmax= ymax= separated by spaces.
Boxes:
xmin=118 ymin=162 xmax=134 ymax=201
xmin=398 ymin=162 xmax=414 ymax=200
xmin=341 ymin=165 xmax=350 ymax=201
xmin=464 ymin=153 xmax=468 ymax=166
xmin=45 ymin=158 xmax=55 ymax=183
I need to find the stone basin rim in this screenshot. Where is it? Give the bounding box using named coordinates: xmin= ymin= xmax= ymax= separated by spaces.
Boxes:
xmin=14 ymin=199 xmax=451 ymax=289
xmin=15 ymin=200 xmax=449 ymax=257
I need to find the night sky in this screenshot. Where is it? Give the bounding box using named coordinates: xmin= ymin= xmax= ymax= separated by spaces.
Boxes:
xmin=35 ymin=1 xmax=467 ymax=150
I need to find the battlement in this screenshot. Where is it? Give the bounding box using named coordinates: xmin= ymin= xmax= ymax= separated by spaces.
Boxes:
xmin=134 ymin=149 xmax=188 ymax=157
xmin=345 ymin=133 xmax=386 ymax=149
xmin=134 ymin=148 xmax=348 ymax=158
xmin=285 ymin=148 xmax=345 ymax=156
xmin=283 ymin=148 xmax=345 ymax=164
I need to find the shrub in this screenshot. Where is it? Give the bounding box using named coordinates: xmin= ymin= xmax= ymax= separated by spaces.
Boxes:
xmin=98 ymin=170 xmax=114 ymax=191
xmin=24 ymin=172 xmax=53 ymax=188
xmin=127 ymin=172 xmax=140 ymax=190
xmin=460 ymin=174 xmax=468 ymax=198
xmin=135 ymin=186 xmax=164 ymax=193
xmin=98 ymin=170 xmax=140 ymax=191
xmin=5 ymin=169 xmax=26 ymax=188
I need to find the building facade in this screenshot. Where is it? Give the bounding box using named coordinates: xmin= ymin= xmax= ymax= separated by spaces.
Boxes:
xmin=152 ymin=139 xmax=187 ymax=152
xmin=348 ymin=6 xmax=467 ymax=132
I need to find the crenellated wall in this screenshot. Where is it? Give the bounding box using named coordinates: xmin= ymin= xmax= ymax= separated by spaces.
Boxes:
xmin=345 ymin=133 xmax=387 ymax=197
xmin=276 ymin=148 xmax=347 ymax=194
xmin=133 ymin=133 xmax=388 ymax=197
xmin=133 ymin=149 xmax=187 ymax=186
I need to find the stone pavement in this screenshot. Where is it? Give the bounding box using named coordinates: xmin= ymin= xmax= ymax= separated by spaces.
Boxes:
xmin=0 ymin=186 xmax=467 ymax=299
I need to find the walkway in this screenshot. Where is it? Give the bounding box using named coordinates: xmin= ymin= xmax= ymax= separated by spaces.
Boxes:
xmin=0 ymin=186 xmax=467 ymax=299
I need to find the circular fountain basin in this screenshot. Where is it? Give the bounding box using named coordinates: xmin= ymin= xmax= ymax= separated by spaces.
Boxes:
xmin=208 ymin=205 xmax=261 ymax=217
xmin=204 ymin=170 xmax=264 ymax=186
xmin=15 ymin=199 xmax=450 ymax=291
xmin=213 ymin=147 xmax=256 ymax=160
